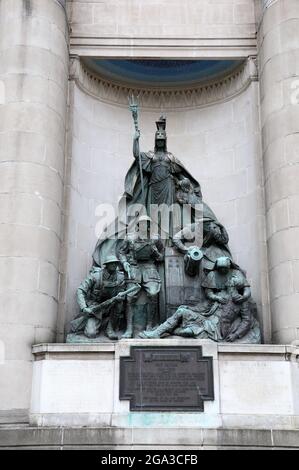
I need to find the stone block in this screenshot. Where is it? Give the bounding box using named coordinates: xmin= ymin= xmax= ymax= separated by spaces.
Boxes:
xmin=219 ymin=359 xmax=293 ymax=415
xmin=0 ymin=161 xmax=63 ymax=207
xmin=0 ymin=193 xmax=42 ymax=227
xmin=205 ymin=122 xmax=247 ymax=154
xmin=217 ymin=429 xmax=272 ymax=448
xmin=30 ymin=357 xmax=115 ymax=416
xmin=292 ymin=261 xmax=299 ymax=293
xmin=0 ymin=224 xmax=60 ymax=268
xmin=268 ymin=227 xmax=299 ymax=269
xmin=131 ymin=428 xmax=203 ymax=447
xmin=272 ymin=327 xmax=298 ymax=345
xmin=38 ymin=261 xmax=59 ymax=299
xmin=269 ymin=262 xmax=294 ymax=300
xmin=280 ymin=18 xmax=299 ymax=53
xmin=263 ymin=137 xmax=286 ymax=181
xmin=271 ymin=293 xmax=299 ymax=333
xmin=266 ymin=164 xmax=299 ymax=206
xmin=284 ymin=133 xmax=299 ymax=165
xmin=41 ymin=198 xmax=62 ymax=237
xmin=234 ymin=141 xmax=256 ymax=172
xmin=0 ymin=360 xmax=33 ymax=410
xmin=272 ymin=430 xmax=299 ymax=448
xmin=0 ymin=257 xmax=39 ymax=293
xmin=260 ymin=82 xmax=284 ymax=127
xmin=0 ymin=426 xmax=62 ymax=448
xmin=0 ymin=291 xmax=58 ymax=329
xmin=34 ymin=327 xmax=56 ymax=346
xmin=234 ymin=2 xmax=255 ymax=25
xmin=266 ymin=198 xmax=289 ymax=238
xmin=260 ymin=49 xmax=299 ymax=94
xmin=0 ymin=324 xmax=36 ymax=361
xmin=0 ymin=131 xmax=47 ymax=165
xmin=63 ymin=427 xmax=132 ymax=446
xmin=259 ymin=24 xmax=282 ymax=70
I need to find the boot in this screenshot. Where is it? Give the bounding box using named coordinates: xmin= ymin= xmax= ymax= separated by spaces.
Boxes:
xmin=106 ymin=320 xmax=118 ymax=340
xmin=146 ymin=302 xmax=156 ymax=331
xmin=122 ymin=304 xmax=134 ymax=339
xmin=139 ymin=316 xmax=178 ymax=339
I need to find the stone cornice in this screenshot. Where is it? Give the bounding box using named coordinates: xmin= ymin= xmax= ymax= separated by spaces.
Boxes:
xmin=70 ymin=56 xmax=258 ymax=110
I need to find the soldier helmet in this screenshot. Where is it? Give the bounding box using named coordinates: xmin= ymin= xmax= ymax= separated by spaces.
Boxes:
xmin=137 ymin=215 xmax=152 ymax=223
xmin=103 ymin=255 xmax=120 ymax=265
xmin=215 ymin=257 xmax=231 ymax=269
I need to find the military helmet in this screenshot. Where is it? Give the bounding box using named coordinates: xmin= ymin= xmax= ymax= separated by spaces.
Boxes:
xmin=137 ymin=215 xmax=152 ymax=223
xmin=215 ymin=256 xmax=231 ymax=269
xmin=103 ymin=255 xmax=119 ymax=265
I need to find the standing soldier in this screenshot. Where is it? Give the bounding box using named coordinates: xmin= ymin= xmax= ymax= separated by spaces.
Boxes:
xmin=118 ymin=216 xmax=164 ymax=338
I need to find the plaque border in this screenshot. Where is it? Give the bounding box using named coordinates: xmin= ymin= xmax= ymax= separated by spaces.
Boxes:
xmin=119 ymin=346 xmax=214 ymax=412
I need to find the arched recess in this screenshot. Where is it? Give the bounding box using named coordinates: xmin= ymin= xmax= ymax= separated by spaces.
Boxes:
xmin=57 ymin=56 xmax=270 ymax=343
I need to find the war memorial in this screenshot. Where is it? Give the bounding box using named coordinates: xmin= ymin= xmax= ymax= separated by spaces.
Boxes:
xmin=0 ymin=0 xmax=299 ymax=450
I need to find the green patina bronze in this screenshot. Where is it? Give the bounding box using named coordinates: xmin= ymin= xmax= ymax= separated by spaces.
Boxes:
xmin=68 ymin=100 xmax=261 ymax=344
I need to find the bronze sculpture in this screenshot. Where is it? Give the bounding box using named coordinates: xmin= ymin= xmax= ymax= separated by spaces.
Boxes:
xmin=68 ymin=100 xmax=261 ymax=344
xmin=139 ymin=257 xmax=261 ymax=343
xmin=118 ymin=216 xmax=164 ymax=338
xmin=69 ymin=257 xmax=129 ymax=340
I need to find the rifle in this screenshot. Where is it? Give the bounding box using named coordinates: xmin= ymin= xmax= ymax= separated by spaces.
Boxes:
xmin=88 ymin=284 xmax=141 ymax=319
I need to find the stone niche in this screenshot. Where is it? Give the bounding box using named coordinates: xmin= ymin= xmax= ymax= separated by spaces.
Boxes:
xmin=60 ymin=56 xmax=269 ymax=341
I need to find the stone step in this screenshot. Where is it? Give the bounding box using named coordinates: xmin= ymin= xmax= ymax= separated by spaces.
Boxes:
xmin=0 ymin=426 xmax=298 ymax=450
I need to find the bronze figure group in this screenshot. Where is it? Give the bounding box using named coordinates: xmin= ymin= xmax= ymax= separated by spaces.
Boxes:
xmin=68 ymin=108 xmax=261 ymax=344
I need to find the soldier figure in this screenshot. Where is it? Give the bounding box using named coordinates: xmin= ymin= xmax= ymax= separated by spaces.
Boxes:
xmin=173 ymin=218 xmax=231 ymax=276
xmin=140 ymin=257 xmax=261 ymax=344
xmin=71 ymin=256 xmax=126 ymax=340
xmin=118 ymin=216 xmax=164 ymax=338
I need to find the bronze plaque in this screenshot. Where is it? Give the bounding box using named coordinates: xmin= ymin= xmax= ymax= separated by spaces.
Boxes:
xmin=119 ymin=346 xmax=214 ymax=411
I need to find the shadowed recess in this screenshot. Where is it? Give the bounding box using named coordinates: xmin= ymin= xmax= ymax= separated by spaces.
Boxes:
xmin=83 ymin=59 xmax=245 ymax=87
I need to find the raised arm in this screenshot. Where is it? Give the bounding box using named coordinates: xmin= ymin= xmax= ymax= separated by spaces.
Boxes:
xmin=133 ymin=130 xmax=141 ymax=160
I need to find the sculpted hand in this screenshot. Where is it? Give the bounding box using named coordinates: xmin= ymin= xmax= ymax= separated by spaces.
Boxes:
xmin=226 ymin=333 xmax=238 ymax=343
xmin=123 ymin=262 xmax=132 ymax=279
xmin=116 ymin=292 xmax=126 ymax=302
xmin=216 ymin=295 xmax=227 ymax=305
xmin=83 ymin=307 xmax=93 ymax=315
xmin=232 ymin=293 xmax=244 ymax=304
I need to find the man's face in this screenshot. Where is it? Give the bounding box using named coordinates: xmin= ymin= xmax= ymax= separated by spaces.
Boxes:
xmin=181 ymin=180 xmax=191 ymax=192
xmin=218 ymin=266 xmax=229 ymax=275
xmin=137 ymin=221 xmax=150 ymax=239
xmin=106 ymin=262 xmax=118 ymax=274
xmin=210 ymin=222 xmax=221 ymax=237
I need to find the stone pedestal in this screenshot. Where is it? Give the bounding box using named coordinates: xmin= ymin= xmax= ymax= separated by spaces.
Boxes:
xmin=30 ymin=340 xmax=299 ymax=432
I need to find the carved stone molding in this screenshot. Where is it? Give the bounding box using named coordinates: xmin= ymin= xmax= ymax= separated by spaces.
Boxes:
xmin=70 ymin=56 xmax=258 ymax=110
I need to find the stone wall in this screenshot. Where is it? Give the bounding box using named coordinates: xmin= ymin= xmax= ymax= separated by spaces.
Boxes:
xmin=68 ymin=0 xmax=257 ymax=58
xmin=68 ymin=0 xmax=256 ymax=37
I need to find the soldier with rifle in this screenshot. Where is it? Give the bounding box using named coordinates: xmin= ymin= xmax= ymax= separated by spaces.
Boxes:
xmin=71 ymin=256 xmax=139 ymax=340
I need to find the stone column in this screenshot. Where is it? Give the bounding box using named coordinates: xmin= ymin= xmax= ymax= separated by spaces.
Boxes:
xmin=258 ymin=0 xmax=299 ymax=344
xmin=0 ymin=0 xmax=68 ymax=417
